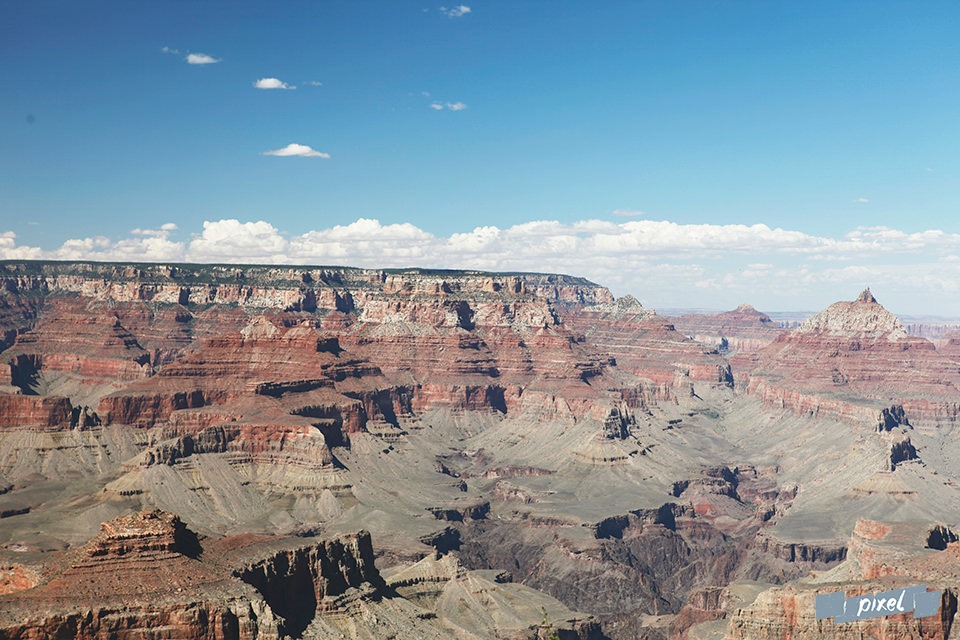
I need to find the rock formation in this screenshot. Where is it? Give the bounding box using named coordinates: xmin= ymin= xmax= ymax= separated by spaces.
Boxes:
xmin=669 ymin=304 xmax=784 ymax=374
xmin=4 ymin=263 xmax=960 ymax=640
xmin=746 ymin=289 xmax=960 ymax=427
xmin=723 ymin=519 xmax=960 ymax=640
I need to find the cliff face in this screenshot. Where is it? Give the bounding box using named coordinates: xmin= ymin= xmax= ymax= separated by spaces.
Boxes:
xmin=0 ymin=510 xmax=284 ymax=640
xmin=0 ymin=262 xmax=616 ymax=432
xmin=0 ymin=510 xmax=604 ymax=640
xmin=0 ymin=262 xmax=612 ymax=309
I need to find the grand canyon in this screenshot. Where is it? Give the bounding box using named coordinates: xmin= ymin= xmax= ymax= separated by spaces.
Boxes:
xmin=1 ymin=260 xmax=959 ymax=640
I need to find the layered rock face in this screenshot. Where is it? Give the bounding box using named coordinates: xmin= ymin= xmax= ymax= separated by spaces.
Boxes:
xmin=724 ymin=519 xmax=960 ymax=640
xmin=6 ymin=263 xmax=960 ymax=640
xmin=746 ymin=290 xmax=960 ymax=427
xmin=1 ymin=262 xmax=618 ymax=429
xmin=0 ymin=510 xmax=284 ymax=640
xmin=669 ymin=304 xmax=784 ymax=373
xmin=560 ymin=295 xmax=733 ymax=394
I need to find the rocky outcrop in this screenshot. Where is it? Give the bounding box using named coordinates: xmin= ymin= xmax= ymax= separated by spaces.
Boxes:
xmin=746 ymin=290 xmax=960 ymax=427
xmin=0 ymin=511 xmax=420 ymax=640
xmin=0 ymin=393 xmax=73 ymax=429
xmin=233 ymin=532 xmax=385 ymax=635
xmin=724 ymin=519 xmax=960 ymax=639
xmin=0 ymin=510 xmax=283 ymax=639
xmin=750 ymin=531 xmax=847 ymax=566
xmin=0 ymin=508 xmax=606 ymax=640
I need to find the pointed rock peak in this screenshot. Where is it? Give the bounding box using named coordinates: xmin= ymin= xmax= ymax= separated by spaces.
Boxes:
xmin=797 ymin=291 xmax=906 ymax=340
xmin=735 ymin=303 xmax=757 ymax=313
xmin=857 ymin=288 xmax=877 ymax=304
xmin=614 ymin=295 xmax=644 ymax=310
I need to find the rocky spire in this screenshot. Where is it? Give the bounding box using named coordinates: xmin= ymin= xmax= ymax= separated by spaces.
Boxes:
xmin=857 ymin=288 xmax=877 ymax=304
xmin=797 ymin=290 xmax=906 ymax=340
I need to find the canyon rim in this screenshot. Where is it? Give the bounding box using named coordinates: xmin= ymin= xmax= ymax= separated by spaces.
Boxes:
xmin=0 ymin=261 xmax=959 ymax=639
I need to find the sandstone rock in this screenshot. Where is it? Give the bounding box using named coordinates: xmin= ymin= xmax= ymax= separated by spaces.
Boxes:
xmin=670 ymin=304 xmax=784 ymax=367
xmin=561 ymin=298 xmax=733 ymax=391
xmin=724 ymin=519 xmax=960 ymax=639
xmin=746 ymin=291 xmax=960 ymax=427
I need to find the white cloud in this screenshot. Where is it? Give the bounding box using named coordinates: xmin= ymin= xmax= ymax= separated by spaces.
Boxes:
xmin=161 ymin=46 xmax=181 ymax=55
xmin=440 ymin=5 xmax=471 ymax=17
xmin=6 ymin=217 xmax=960 ymax=314
xmin=429 ymin=101 xmax=468 ymax=111
xmin=853 ymin=197 xmax=870 ymax=203
xmin=304 ymin=80 xmax=323 ymax=87
xmin=262 ymin=143 xmax=330 ymax=158
xmin=254 ymin=77 xmax=295 ymax=90
xmin=186 ymin=53 xmax=221 ymax=65
xmin=187 ymin=220 xmax=288 ymax=262
xmin=0 ymin=232 xmax=43 ymax=260
xmin=612 ymin=209 xmax=646 ymax=217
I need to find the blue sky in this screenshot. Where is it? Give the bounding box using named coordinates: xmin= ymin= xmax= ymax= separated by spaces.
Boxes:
xmin=2 ymin=2 xmax=959 ymax=314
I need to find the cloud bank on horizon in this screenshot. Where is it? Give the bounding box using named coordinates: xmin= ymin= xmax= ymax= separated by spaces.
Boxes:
xmin=3 ymin=218 xmax=959 ymax=316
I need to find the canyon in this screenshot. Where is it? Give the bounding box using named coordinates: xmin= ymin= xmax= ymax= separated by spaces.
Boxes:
xmin=1 ymin=261 xmax=959 ymax=639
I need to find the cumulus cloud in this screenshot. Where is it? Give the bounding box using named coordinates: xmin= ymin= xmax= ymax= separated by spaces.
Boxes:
xmin=187 ymin=220 xmax=288 ymax=262
xmin=262 ymin=143 xmax=330 ymax=158
xmin=186 ymin=53 xmax=220 ymax=65
xmin=440 ymin=5 xmax=471 ymax=17
xmin=0 ymin=226 xmax=183 ymax=262
xmin=161 ymin=46 xmax=181 ymax=55
xmin=290 ymin=218 xmax=435 ymax=263
xmin=0 ymin=232 xmax=43 ymax=260
xmin=254 ymin=77 xmax=295 ymax=90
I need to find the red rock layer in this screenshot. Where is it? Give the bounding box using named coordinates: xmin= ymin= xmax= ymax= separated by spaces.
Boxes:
xmin=0 ymin=283 xmax=42 ymax=352
xmin=4 ymin=297 xmax=151 ymax=387
xmin=0 ymin=393 xmax=73 ymax=429
xmin=107 ymin=302 xmax=248 ymax=368
xmin=97 ymin=318 xmax=392 ymax=440
xmin=669 ymin=304 xmax=784 ymax=374
xmin=725 ymin=519 xmax=960 ymax=639
xmin=560 ymin=296 xmax=733 ymax=390
xmin=339 ymin=296 xmax=615 ymax=414
xmin=746 ymin=291 xmax=960 ymax=426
